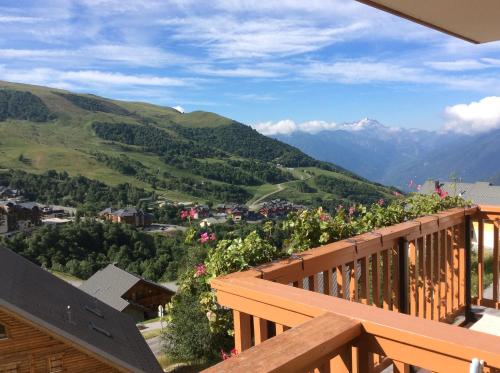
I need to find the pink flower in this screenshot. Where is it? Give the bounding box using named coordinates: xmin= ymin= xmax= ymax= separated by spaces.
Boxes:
xmin=393 ymin=191 xmax=401 ymax=196
xmin=221 ymin=348 xmax=238 ymax=361
xmin=195 ymin=263 xmax=206 ymax=277
xmin=221 ymin=350 xmax=230 ymax=361
xmin=189 ymin=208 xmax=197 ymax=219
xmin=435 ymin=187 xmax=448 ymax=199
xmin=199 ymin=232 xmax=209 ymax=243
xmin=209 ymin=233 xmax=217 ymax=241
xmin=349 ymin=206 xmax=356 ymax=216
xmin=408 ymin=180 xmax=414 ymax=188
xmin=319 ymin=213 xmax=328 ymax=222
xmin=180 ymin=210 xmax=189 ymax=219
xmin=416 ymin=184 xmax=422 ymax=191
xmin=377 ymin=199 xmax=384 ymax=206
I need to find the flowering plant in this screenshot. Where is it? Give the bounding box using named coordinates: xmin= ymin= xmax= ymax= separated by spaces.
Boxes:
xmin=164 ymin=192 xmax=470 ymax=363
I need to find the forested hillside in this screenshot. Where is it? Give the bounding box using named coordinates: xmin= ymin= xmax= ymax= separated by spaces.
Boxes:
xmin=0 ymin=81 xmax=396 ymax=206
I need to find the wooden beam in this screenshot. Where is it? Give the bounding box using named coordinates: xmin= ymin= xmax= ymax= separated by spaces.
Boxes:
xmin=203 ymin=313 xmax=362 ymax=373
xmin=355 ymin=0 xmax=480 ymax=44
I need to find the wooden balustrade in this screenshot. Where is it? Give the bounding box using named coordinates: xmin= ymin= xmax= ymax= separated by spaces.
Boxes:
xmin=206 ymin=276 xmax=500 ymax=372
xmin=203 ymin=206 xmax=500 ymax=373
xmin=236 ymin=207 xmax=477 ymax=322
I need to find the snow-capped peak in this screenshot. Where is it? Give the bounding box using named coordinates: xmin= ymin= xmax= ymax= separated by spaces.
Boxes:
xmin=339 ymin=118 xmax=386 ymax=132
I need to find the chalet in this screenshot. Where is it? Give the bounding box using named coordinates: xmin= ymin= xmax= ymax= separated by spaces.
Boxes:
xmin=80 ymin=264 xmax=175 ymax=322
xmin=194 ymin=205 xmax=210 ymax=219
xmin=0 ymin=186 xmax=20 ymax=200
xmin=99 ymin=207 xmax=153 ymax=227
xmin=258 ymin=199 xmax=304 ymax=218
xmin=0 ymin=247 xmax=162 ymax=373
xmin=0 ymin=201 xmax=41 ymax=233
xmin=216 ymin=204 xmax=248 ymax=221
xmin=199 ymin=216 xmax=227 ymax=228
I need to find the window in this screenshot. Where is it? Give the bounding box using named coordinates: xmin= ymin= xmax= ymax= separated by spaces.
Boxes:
xmin=48 ymin=355 xmax=63 ymax=373
xmin=0 ymin=323 xmax=6 ymax=339
xmin=0 ymin=363 xmax=18 ymax=373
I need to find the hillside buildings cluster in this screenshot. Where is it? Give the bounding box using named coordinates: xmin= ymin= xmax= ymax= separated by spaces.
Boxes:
xmin=0 ymin=188 xmax=75 ymax=234
xmin=258 ymin=199 xmax=305 ymax=218
xmin=99 ymin=207 xmax=153 ymax=227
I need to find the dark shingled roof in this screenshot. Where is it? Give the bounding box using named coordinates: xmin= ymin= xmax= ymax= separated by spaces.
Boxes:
xmin=420 ymin=180 xmax=500 ymax=205
xmin=80 ymin=264 xmax=175 ymax=312
xmin=0 ymin=247 xmax=163 ymax=373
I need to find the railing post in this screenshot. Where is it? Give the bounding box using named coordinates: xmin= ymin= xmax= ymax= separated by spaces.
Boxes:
xmin=398 ymin=238 xmax=409 ymax=314
xmin=233 ymin=310 xmax=252 ymax=353
xmin=465 ymin=215 xmax=474 ymax=322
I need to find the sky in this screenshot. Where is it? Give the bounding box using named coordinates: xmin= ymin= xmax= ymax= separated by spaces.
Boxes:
xmin=2 ymin=0 xmax=500 ymax=134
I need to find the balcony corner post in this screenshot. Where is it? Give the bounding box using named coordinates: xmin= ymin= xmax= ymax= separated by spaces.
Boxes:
xmin=465 ymin=215 xmax=475 ymax=323
xmin=398 ymin=238 xmax=409 ymax=315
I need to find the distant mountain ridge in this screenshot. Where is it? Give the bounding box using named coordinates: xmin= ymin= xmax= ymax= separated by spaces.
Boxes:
xmin=0 ymin=80 xmax=395 ymax=206
xmin=273 ymin=118 xmax=500 ymax=189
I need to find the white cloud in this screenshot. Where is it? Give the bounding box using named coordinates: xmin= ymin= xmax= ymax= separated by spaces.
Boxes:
xmin=163 ymin=16 xmax=368 ymax=59
xmin=0 ymin=45 xmax=189 ymax=68
xmin=0 ymin=65 xmax=190 ymax=92
xmin=0 ymin=16 xmax=44 ymax=23
xmin=252 ymin=120 xmax=298 ymax=135
xmin=0 ymin=49 xmax=69 ymax=59
xmin=301 ymin=60 xmax=426 ymax=84
xmin=191 ymin=64 xmax=283 ymax=78
xmin=173 ymin=105 xmax=185 ymax=113
xmin=426 ymin=59 xmax=489 ymax=71
xmin=61 ymin=70 xmax=188 ymax=87
xmin=253 ymin=119 xmax=341 ymax=135
xmin=444 ymin=96 xmax=500 ymax=134
xmin=252 ymin=118 xmax=392 ymax=135
xmin=297 ymin=59 xmax=500 ymax=93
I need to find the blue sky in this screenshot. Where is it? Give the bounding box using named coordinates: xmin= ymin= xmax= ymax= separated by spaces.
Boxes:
xmin=2 ymin=0 xmax=500 ymax=134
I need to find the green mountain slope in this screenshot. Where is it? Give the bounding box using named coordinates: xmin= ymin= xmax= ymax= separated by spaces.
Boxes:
xmin=0 ymin=81 xmax=396 ymax=205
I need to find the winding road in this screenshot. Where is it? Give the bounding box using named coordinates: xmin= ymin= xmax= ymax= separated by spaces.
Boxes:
xmin=247 ymin=168 xmax=312 ymax=210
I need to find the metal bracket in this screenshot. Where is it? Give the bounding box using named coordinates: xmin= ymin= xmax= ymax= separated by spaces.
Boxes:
xmin=369 ymin=232 xmax=384 ymax=246
xmin=249 ymin=266 xmax=265 ymax=279
xmin=428 ymin=214 xmax=441 ymax=227
xmin=290 ymin=254 xmax=305 ymax=270
xmin=469 ymin=358 xmax=484 ymax=373
xmin=413 ymin=220 xmax=423 ymax=234
xmin=345 ymin=238 xmax=358 ymax=254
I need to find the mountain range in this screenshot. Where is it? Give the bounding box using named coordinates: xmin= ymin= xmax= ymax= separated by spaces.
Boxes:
xmin=273 ymin=118 xmax=500 ymax=190
xmin=0 ymin=81 xmax=395 ymax=207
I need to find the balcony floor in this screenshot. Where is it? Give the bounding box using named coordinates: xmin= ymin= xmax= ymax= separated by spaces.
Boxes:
xmin=470 ymin=307 xmax=500 ymax=337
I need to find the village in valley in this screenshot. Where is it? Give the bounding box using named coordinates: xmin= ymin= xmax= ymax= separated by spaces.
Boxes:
xmin=0 ymin=183 xmax=305 ymax=235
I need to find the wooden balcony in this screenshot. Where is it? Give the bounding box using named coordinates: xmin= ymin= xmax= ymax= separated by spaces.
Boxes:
xmin=203 ymin=206 xmax=500 ymax=372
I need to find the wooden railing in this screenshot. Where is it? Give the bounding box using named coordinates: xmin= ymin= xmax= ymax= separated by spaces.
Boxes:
xmin=205 ymin=276 xmax=500 ymax=373
xmin=474 ymin=205 xmax=500 ymax=309
xmin=203 ymin=206 xmax=500 ymax=372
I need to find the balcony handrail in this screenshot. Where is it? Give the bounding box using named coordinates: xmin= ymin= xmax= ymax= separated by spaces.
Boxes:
xmin=228 ymin=206 xmax=477 ymax=284
xmin=210 ymin=276 xmax=500 ymax=372
xmin=203 ymin=312 xmax=362 ymax=373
